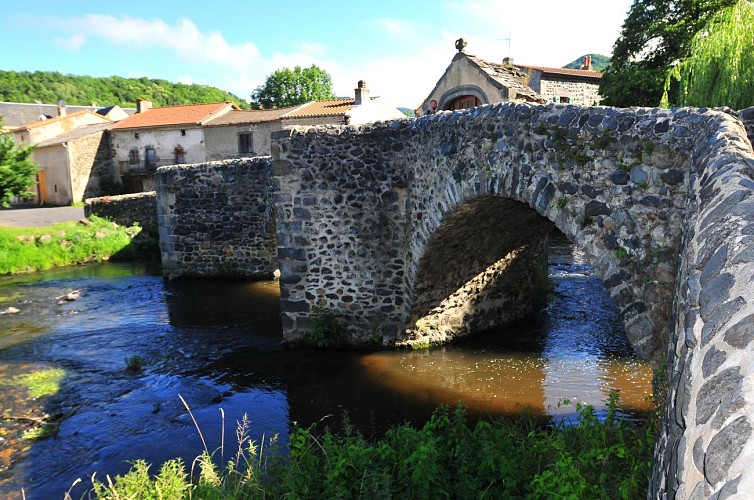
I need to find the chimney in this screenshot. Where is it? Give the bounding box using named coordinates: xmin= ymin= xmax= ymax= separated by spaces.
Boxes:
xmin=354 ymin=80 xmax=369 ymax=105
xmin=57 ymin=99 xmax=67 ymax=117
xmin=503 ymin=57 xmax=514 ymax=65
xmin=581 ymin=55 xmax=593 ymax=71
xmin=136 ymin=98 xmax=153 ymax=113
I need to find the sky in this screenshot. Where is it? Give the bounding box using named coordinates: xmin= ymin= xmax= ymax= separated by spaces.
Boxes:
xmin=1 ymin=0 xmax=634 ymax=109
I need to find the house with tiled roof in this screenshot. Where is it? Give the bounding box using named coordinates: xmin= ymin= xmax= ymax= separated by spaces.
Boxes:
xmin=203 ymin=106 xmax=298 ymax=161
xmin=281 ymin=81 xmax=406 ymax=126
xmin=10 ymin=106 xmax=126 ymax=205
xmin=417 ymin=40 xmax=602 ymax=115
xmin=1 ymin=101 xmax=133 ymax=132
xmin=111 ymin=100 xmax=238 ymax=192
xmin=202 ymin=81 xmax=405 ymax=162
xmin=515 ymin=55 xmax=603 ymax=105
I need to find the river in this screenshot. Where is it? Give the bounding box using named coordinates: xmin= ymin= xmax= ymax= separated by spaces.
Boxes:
xmin=0 ymin=234 xmax=652 ymax=498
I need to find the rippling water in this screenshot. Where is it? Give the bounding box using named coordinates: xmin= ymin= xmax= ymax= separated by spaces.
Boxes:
xmin=0 ymin=236 xmax=651 ymax=498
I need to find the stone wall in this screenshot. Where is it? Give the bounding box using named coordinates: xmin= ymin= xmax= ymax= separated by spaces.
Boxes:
xmin=69 ymin=130 xmax=114 ymax=202
xmin=84 ymin=191 xmax=157 ymax=234
xmin=159 ymin=102 xmax=754 ymax=496
xmin=155 ymin=157 xmax=277 ymax=280
xmin=651 ymin=110 xmax=754 ymax=498
xmin=271 ymin=124 xmax=410 ymax=344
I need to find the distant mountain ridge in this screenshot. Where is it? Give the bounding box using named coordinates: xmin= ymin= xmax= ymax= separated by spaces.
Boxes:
xmin=563 ymin=54 xmax=610 ymax=72
xmin=0 ymin=70 xmax=250 ymax=109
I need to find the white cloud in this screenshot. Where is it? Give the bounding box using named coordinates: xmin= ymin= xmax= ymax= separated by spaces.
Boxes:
xmin=54 ymin=33 xmax=86 ymax=51
xmin=444 ymin=0 xmax=631 ymax=66
xmin=64 ymin=14 xmax=261 ymax=69
xmin=371 ymin=17 xmax=415 ymax=38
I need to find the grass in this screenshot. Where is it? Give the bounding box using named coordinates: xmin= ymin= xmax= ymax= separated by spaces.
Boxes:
xmin=81 ymin=391 xmax=655 ymax=499
xmin=13 ymin=367 xmax=66 ymax=398
xmin=0 ymin=215 xmax=140 ymax=274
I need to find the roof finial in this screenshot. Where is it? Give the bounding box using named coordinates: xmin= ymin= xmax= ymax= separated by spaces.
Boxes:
xmin=455 ymin=38 xmax=467 ymax=53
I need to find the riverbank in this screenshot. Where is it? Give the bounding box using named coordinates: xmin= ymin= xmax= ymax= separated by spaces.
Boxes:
xmin=87 ymin=395 xmax=654 ymax=499
xmin=0 ymin=215 xmax=156 ymax=275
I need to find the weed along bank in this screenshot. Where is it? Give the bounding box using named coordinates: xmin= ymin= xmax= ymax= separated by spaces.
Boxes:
xmin=82 ymin=103 xmax=754 ymax=497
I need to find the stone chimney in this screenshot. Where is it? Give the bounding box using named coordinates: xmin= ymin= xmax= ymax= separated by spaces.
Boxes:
xmin=354 ymin=80 xmax=369 ymax=105
xmin=581 ymin=55 xmax=593 ymax=71
xmin=503 ymin=57 xmax=515 ymax=65
xmin=136 ymin=98 xmax=153 ymax=113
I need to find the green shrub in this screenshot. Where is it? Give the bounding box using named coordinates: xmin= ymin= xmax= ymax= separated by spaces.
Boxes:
xmin=308 ymin=306 xmax=349 ymax=347
xmin=82 ymin=392 xmax=654 ymax=499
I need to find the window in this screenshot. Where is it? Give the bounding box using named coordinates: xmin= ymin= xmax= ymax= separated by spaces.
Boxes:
xmin=135 ymin=133 xmax=140 ymax=139
xmin=145 ymin=147 xmax=157 ymax=170
xmin=128 ymin=149 xmax=140 ymax=164
xmin=181 ymin=129 xmax=186 ymax=136
xmin=238 ymin=132 xmax=253 ymax=154
xmin=559 ymin=96 xmax=570 ymax=104
xmin=175 ymin=146 xmax=186 ymax=164
xmin=447 ymin=95 xmax=480 ymax=111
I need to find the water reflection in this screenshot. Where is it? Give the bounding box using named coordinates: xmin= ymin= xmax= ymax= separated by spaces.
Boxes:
xmin=0 ymin=234 xmax=652 ymax=497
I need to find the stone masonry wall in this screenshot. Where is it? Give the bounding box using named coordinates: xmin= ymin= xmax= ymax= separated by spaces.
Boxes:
xmin=155 ymin=158 xmax=277 ymax=280
xmin=651 ymin=110 xmax=754 ymax=498
xmin=271 ymin=124 xmax=410 ymax=345
xmin=85 ymin=191 xmax=158 ymax=234
xmin=159 ymin=103 xmax=754 ymax=496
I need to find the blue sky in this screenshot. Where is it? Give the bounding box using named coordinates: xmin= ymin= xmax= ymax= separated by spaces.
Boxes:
xmin=1 ymin=0 xmax=633 ymax=108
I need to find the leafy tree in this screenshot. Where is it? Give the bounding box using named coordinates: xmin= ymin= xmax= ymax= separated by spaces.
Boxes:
xmin=0 ymin=120 xmax=38 ymax=206
xmin=666 ymin=0 xmax=754 ymax=108
xmin=251 ymin=65 xmax=335 ymax=109
xmin=601 ymin=0 xmax=737 ymax=107
xmin=0 ymin=70 xmax=250 ymax=109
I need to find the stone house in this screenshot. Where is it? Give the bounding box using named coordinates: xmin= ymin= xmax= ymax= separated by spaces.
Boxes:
xmin=11 ymin=107 xmax=128 ymax=205
xmin=515 ymin=55 xmax=602 ymax=105
xmin=110 ymin=100 xmax=238 ymax=193
xmin=203 ymin=106 xmax=297 ymax=161
xmin=417 ymin=40 xmax=602 ymax=115
xmin=1 ymin=101 xmax=132 ymax=132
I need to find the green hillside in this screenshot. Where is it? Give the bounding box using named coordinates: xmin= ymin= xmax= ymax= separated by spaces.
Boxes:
xmin=563 ymin=54 xmax=611 ymax=72
xmin=0 ymin=70 xmax=251 ymax=109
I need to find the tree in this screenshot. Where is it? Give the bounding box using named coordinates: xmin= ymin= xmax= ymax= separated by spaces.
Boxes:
xmin=667 ymin=0 xmax=754 ymax=108
xmin=251 ymin=65 xmax=335 ymax=109
xmin=600 ymin=0 xmax=737 ymax=107
xmin=0 ymin=121 xmax=38 ymax=206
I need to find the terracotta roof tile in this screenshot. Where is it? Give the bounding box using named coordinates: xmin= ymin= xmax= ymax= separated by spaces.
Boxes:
xmin=111 ymin=102 xmax=237 ymax=130
xmin=204 ymin=106 xmax=299 ymax=126
xmin=516 ymin=64 xmax=603 ymax=79
xmin=281 ymin=99 xmax=355 ymax=119
xmin=12 ymin=109 xmax=109 ymax=131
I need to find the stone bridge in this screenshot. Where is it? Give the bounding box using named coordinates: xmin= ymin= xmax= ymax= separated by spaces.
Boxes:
xmin=146 ymin=103 xmax=754 ymax=498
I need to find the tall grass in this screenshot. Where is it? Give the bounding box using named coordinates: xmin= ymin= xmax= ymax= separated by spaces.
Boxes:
xmin=0 ymin=215 xmax=139 ymax=274
xmin=81 ymin=391 xmax=654 ymax=499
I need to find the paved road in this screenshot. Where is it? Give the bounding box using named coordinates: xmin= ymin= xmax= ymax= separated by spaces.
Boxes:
xmin=0 ymin=206 xmax=86 ymax=228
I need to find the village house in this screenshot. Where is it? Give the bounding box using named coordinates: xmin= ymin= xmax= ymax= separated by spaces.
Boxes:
xmin=11 ymin=105 xmax=129 ymax=205
xmin=110 ymin=100 xmax=238 ymax=192
xmin=280 ymin=80 xmax=406 ymax=126
xmin=514 ymin=54 xmax=602 ymax=105
xmin=203 ymin=106 xmax=297 ymax=161
xmin=1 ymin=100 xmax=132 ymax=132
xmin=120 ymin=81 xmax=405 ymax=189
xmin=417 ymin=39 xmax=601 ymax=115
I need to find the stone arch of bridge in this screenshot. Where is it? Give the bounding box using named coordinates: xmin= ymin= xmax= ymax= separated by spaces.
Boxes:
xmin=404 ymin=195 xmax=555 ymax=346
xmin=400 ymin=105 xmax=689 ymax=361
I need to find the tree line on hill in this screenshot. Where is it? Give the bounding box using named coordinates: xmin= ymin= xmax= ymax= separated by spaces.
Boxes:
xmin=0 ymin=70 xmax=251 ymax=109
